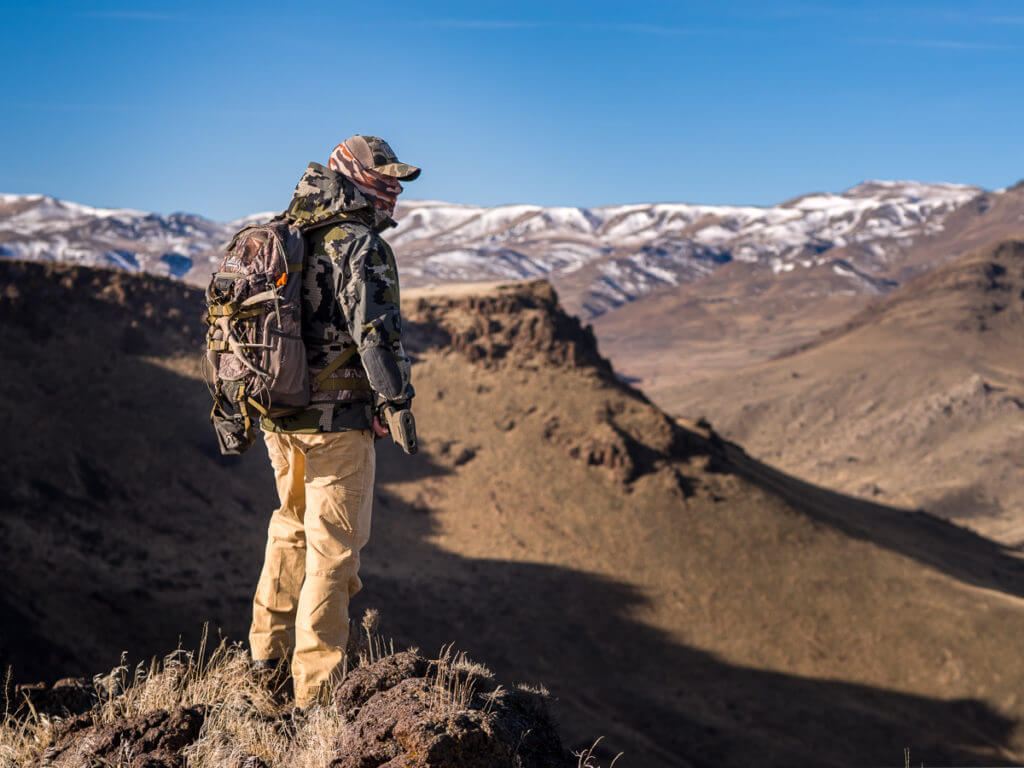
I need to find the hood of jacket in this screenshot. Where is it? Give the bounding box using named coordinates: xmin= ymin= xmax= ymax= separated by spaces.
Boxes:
xmin=286 ymin=162 xmax=395 ymax=231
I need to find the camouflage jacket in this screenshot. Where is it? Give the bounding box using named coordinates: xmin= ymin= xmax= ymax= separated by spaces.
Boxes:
xmin=262 ymin=162 xmax=413 ymax=434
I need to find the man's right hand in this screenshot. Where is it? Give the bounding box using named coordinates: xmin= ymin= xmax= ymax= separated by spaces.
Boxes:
xmin=372 ymin=413 xmax=389 ymax=437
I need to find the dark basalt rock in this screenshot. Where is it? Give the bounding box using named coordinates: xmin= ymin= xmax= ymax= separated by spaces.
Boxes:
xmin=332 ymin=653 xmax=570 ymax=768
xmin=34 ymin=705 xmax=206 ymax=768
xmin=334 ymin=650 xmax=430 ymax=720
xmin=12 ymin=677 xmax=96 ymax=718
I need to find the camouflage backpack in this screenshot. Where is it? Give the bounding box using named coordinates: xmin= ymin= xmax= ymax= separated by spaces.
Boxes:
xmin=203 ymin=217 xmax=310 ymax=455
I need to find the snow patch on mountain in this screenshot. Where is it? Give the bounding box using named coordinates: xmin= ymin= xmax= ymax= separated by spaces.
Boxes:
xmin=0 ymin=180 xmax=984 ymax=315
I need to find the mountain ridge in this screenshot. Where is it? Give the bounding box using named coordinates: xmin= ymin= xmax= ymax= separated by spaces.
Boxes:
xmin=0 ymin=179 xmax=984 ymax=317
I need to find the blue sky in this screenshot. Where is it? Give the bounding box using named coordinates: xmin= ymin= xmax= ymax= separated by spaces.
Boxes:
xmin=1 ymin=1 xmax=1023 ymax=219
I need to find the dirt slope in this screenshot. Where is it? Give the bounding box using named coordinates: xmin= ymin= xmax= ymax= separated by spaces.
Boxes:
xmin=5 ymin=262 xmax=1024 ymax=766
xmin=592 ymin=258 xmax=876 ymax=400
xmin=665 ymin=238 xmax=1024 ymax=543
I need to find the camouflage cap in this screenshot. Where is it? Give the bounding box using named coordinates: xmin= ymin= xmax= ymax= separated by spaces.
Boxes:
xmin=343 ymin=135 xmax=421 ymax=181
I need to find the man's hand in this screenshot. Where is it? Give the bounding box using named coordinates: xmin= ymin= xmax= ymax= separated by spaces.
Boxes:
xmin=376 ymin=400 xmax=417 ymax=454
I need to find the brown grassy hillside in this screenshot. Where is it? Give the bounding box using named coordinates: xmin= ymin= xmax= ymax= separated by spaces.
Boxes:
xmin=4 ymin=261 xmax=1024 ymax=766
xmin=666 ymin=238 xmax=1024 ymax=543
xmin=595 ymin=182 xmax=1024 ymax=408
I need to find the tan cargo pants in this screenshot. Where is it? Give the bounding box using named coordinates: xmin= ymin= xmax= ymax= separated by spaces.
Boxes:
xmin=249 ymin=429 xmax=375 ymax=707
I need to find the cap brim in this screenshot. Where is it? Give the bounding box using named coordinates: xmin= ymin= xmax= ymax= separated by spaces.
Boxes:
xmin=373 ymin=161 xmax=421 ymax=181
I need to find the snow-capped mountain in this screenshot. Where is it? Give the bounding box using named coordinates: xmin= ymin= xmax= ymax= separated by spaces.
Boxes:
xmin=0 ymin=181 xmax=985 ymax=316
xmin=0 ymin=193 xmax=261 ymax=281
xmin=392 ymin=181 xmax=983 ymax=313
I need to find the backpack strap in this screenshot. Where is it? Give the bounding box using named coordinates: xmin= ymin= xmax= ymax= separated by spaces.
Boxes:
xmin=317 ymin=379 xmax=372 ymax=392
xmin=245 ymin=397 xmax=269 ymax=417
xmin=295 ymin=212 xmax=368 ymax=235
xmin=312 ymin=346 xmax=373 ymax=392
xmin=314 ymin=346 xmax=357 ymax=384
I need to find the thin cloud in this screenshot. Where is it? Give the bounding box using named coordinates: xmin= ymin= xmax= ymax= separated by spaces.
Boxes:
xmin=1 ymin=100 xmax=148 ymax=112
xmin=582 ymin=22 xmax=709 ymax=36
xmin=413 ymin=19 xmax=710 ymax=36
xmin=417 ymin=19 xmax=548 ymax=30
xmin=855 ymin=36 xmax=1019 ymax=51
xmin=0 ymin=100 xmax=335 ymax=118
xmin=761 ymin=4 xmax=1024 ymax=28
xmin=80 ymin=10 xmax=177 ymax=20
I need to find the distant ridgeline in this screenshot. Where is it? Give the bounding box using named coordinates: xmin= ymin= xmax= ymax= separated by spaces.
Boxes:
xmin=0 ymin=180 xmax=986 ymax=316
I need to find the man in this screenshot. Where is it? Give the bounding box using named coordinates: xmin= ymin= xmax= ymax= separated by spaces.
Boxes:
xmin=248 ymin=135 xmax=419 ymax=708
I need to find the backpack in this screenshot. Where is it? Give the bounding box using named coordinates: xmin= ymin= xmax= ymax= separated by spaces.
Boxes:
xmin=203 ymin=217 xmax=310 ymax=455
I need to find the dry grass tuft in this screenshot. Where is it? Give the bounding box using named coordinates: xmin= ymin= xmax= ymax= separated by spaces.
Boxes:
xmin=2 ymin=615 xmax=583 ymax=767
xmin=354 ymin=608 xmax=395 ymax=669
xmin=515 ymin=682 xmax=551 ymax=697
xmin=574 ymin=737 xmax=623 ymax=768
xmin=100 ymin=628 xmax=275 ymax=722
xmin=0 ymin=626 xmax=342 ymax=768
xmin=427 ymin=643 xmax=486 ymax=715
xmin=0 ymin=705 xmax=45 ymax=768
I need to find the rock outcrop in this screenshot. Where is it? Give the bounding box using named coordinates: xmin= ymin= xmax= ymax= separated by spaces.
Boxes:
xmin=6 ymin=652 xmax=571 ymax=768
xmin=333 ymin=652 xmax=569 ymax=768
xmin=34 ymin=706 xmax=206 ymax=768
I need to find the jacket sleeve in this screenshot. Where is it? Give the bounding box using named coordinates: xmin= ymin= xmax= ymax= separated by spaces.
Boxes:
xmin=326 ymin=228 xmax=413 ymax=402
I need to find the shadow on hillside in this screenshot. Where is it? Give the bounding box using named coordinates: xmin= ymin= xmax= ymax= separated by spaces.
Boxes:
xmin=0 ymin=346 xmax=454 ymax=684
xmin=360 ymin=442 xmax=1019 ymax=768
xmin=1 ymin=345 xmax=1020 ymax=767
xmin=718 ymin=439 xmax=1024 ymax=601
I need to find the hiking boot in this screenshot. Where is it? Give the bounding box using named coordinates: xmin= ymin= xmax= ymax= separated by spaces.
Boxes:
xmin=252 ymin=658 xmax=283 ymax=673
xmin=251 ymin=658 xmax=292 ymax=703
